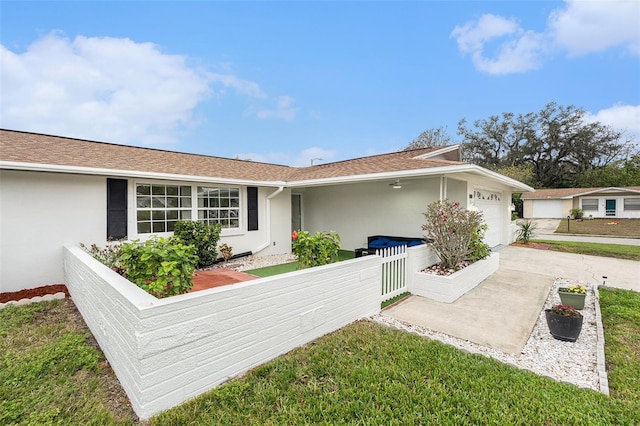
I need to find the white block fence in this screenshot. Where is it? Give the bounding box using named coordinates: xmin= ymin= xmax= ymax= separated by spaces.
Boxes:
xmin=63 ymin=246 xmax=382 ymax=419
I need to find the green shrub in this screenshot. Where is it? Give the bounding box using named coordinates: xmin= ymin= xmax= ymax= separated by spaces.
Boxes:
xmin=291 ymin=230 xmax=341 ymax=268
xmin=79 ymin=238 xmax=125 ymax=273
xmin=516 ymin=220 xmax=537 ymax=244
xmin=468 ymin=223 xmax=492 ymax=263
xmin=118 ymin=237 xmax=198 ymax=298
xmin=421 ymin=200 xmax=486 ymax=271
xmin=173 ymin=220 xmax=222 ymax=267
xmin=570 ymin=208 xmax=584 ymax=219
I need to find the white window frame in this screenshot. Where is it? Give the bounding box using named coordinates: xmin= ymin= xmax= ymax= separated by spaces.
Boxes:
xmin=197 ymin=186 xmax=241 ymax=229
xmin=623 ymin=197 xmax=640 ymax=211
xmin=133 ymin=181 xmax=243 ymax=237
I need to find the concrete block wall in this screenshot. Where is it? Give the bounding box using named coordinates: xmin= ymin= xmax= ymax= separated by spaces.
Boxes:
xmin=64 ymin=246 xmax=382 ymax=419
xmin=406 ymin=244 xmax=439 ymax=291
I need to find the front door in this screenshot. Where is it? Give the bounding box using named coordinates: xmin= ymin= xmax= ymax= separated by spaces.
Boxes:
xmin=291 ymin=194 xmax=302 ymax=231
xmin=605 ymin=199 xmax=616 ymax=217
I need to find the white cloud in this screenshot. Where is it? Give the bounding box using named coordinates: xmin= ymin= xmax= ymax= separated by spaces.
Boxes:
xmin=235 ymin=146 xmax=336 ymax=167
xmin=548 ymin=0 xmax=640 ymax=56
xmin=451 ymin=14 xmax=547 ymax=75
xmin=0 ymin=32 xmax=212 ymax=145
xmin=584 ymin=104 xmax=640 ymax=144
xmin=451 ymin=1 xmax=640 ymax=75
xmin=0 ymin=32 xmax=295 ymax=146
xmin=257 ymin=95 xmax=299 ymax=121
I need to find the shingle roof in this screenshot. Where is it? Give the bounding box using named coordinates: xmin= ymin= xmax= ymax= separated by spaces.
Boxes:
xmin=521 ymin=186 xmax=640 ymax=199
xmin=0 ymin=129 xmax=463 ymax=183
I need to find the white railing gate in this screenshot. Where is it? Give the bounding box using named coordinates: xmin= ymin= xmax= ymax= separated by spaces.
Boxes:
xmin=377 ymin=245 xmax=408 ymax=302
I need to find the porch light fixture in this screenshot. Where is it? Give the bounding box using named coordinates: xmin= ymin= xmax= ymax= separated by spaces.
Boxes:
xmin=391 ymin=180 xmax=402 ymax=189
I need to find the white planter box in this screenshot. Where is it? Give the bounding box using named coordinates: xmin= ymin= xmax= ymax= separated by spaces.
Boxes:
xmin=411 ymin=252 xmax=499 ymax=303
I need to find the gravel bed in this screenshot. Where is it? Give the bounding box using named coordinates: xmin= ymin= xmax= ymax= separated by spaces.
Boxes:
xmin=372 ymin=278 xmax=603 ymax=392
xmin=201 ymin=253 xmax=297 ymax=272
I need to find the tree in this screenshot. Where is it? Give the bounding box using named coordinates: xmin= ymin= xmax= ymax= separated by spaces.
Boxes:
xmin=458 ymin=102 xmax=636 ymax=188
xmin=577 ymin=155 xmax=640 ymax=187
xmin=403 ymin=126 xmax=453 ymax=150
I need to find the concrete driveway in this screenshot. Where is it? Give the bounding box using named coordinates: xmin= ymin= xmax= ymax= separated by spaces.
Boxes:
xmin=381 ymin=245 xmax=639 ymax=354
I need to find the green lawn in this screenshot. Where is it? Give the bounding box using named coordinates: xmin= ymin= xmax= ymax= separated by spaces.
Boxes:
xmin=532 ymin=239 xmax=640 ymax=261
xmin=555 ymin=218 xmax=640 ymax=237
xmin=3 ymin=263 xmax=639 ymax=424
xmin=246 ymin=250 xmax=355 ymax=277
xmin=599 ymin=288 xmax=640 ymax=403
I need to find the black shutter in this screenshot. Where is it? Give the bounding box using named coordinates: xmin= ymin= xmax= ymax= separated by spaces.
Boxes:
xmin=107 ymin=178 xmax=128 ymax=240
xmin=247 ymin=186 xmax=258 ymax=231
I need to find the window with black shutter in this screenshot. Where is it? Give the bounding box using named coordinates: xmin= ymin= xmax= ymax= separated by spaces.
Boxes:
xmin=107 ymin=178 xmax=128 ymax=239
xmin=247 ymin=186 xmax=258 ymax=231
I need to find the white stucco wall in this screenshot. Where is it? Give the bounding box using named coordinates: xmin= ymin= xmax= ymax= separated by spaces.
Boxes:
xmin=64 ymin=245 xmax=381 ymax=419
xmin=0 ymin=170 xmax=106 ymax=293
xmin=0 ymin=171 xmax=291 ymax=293
xmin=300 ymin=178 xmax=442 ymax=249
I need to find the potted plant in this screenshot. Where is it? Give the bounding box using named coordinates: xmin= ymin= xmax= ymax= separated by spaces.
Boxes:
xmin=545 ymin=304 xmax=583 ymax=342
xmin=558 ymin=284 xmax=587 ymax=310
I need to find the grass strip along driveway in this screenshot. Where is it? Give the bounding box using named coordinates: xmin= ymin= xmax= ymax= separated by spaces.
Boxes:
xmin=2 ymin=287 xmax=639 ymax=424
xmin=532 ymin=239 xmax=640 ymax=261
xmin=555 ymin=218 xmax=640 ymax=237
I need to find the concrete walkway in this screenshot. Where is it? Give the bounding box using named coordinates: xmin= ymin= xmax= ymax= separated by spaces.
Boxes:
xmin=381 ymin=246 xmax=639 ymax=354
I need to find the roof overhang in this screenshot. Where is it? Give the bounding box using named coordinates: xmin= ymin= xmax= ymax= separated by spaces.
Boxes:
xmin=286 ymin=163 xmax=535 ymax=192
xmin=573 ymin=187 xmax=640 ymax=197
xmin=0 ymin=161 xmax=286 ymax=188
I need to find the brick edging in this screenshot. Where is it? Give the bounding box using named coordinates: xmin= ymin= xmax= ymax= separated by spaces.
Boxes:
xmin=0 ymin=292 xmax=66 ymax=310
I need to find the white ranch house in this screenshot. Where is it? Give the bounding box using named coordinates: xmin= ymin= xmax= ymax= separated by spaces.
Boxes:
xmin=522 ymin=186 xmax=640 ymax=219
xmin=0 ymin=129 xmax=533 ymax=294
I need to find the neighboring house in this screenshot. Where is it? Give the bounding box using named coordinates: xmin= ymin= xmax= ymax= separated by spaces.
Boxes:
xmin=522 ymin=186 xmax=640 ymax=219
xmin=0 ymin=129 xmax=533 ymax=293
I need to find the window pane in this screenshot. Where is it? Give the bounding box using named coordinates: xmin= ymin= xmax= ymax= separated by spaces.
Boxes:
xmin=137 ymin=184 xmax=151 ymax=195
xmin=166 ymin=186 xmax=178 ymax=196
xmin=167 ymin=221 xmax=177 ymax=232
xmin=220 ymin=210 xmax=229 ymax=219
xmin=152 ymin=196 xmax=166 ymax=208
xmin=230 ymin=209 xmax=238 ymax=218
xmin=152 ymin=185 xmax=166 ymax=195
xmin=153 ymin=222 xmax=165 ymax=233
xmin=230 ymin=198 xmax=239 ymax=208
xmin=138 ymin=222 xmax=151 ymax=234
xmin=166 ymin=197 xmax=178 ymax=208
xmin=137 ymin=211 xmax=151 ymax=221
xmin=209 ymin=210 xmax=219 ymax=219
xmin=152 ymin=210 xmax=165 ymax=221
xmin=180 ymin=186 xmax=191 ymax=196
xmin=221 ymin=198 xmax=229 ymax=208
xmin=230 ymin=188 xmax=239 ymax=198
xmin=181 ymin=197 xmax=192 ymax=208
xmin=167 ymin=210 xmax=178 ymax=220
xmin=230 ymin=219 xmax=239 ymax=228
xmin=181 ymin=210 xmax=191 ymax=220
xmin=220 ymin=189 xmax=229 ymax=198
xmin=137 ymin=196 xmax=151 ymax=208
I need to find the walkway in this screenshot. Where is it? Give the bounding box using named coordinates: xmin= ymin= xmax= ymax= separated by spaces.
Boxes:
xmin=190 ymin=268 xmax=258 ymax=293
xmin=381 ymin=245 xmax=639 ymax=354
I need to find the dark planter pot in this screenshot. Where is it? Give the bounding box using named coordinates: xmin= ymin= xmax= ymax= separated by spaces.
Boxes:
xmin=558 ymin=290 xmax=586 ymax=310
xmin=545 ymin=309 xmax=583 ymax=342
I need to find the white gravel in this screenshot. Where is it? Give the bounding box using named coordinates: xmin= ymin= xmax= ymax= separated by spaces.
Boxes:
xmin=210 ymin=255 xmax=606 ymax=393
xmin=372 ymin=278 xmax=605 ymax=393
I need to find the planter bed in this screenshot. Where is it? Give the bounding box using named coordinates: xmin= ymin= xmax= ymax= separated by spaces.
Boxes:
xmin=411 ymin=252 xmax=499 ymax=303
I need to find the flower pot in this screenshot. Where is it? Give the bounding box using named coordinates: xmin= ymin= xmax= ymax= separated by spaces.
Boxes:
xmin=558 ymin=290 xmax=586 ymax=310
xmin=545 ymin=309 xmax=583 ymax=342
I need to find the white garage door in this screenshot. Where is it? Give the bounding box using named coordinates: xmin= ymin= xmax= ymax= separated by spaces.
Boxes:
xmin=474 ymin=188 xmax=503 ymax=247
xmin=532 ymin=200 xmax=563 ymax=218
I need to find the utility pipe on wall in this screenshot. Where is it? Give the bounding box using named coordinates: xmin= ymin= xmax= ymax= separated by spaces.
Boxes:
xmin=254 ymin=186 xmax=285 ymax=254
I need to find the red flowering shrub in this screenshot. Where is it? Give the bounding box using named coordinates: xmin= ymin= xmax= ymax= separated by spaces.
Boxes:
xmin=421 ymin=199 xmax=487 ymax=271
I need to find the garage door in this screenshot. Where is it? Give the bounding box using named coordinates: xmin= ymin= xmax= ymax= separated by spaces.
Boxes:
xmin=474 ymin=188 xmax=503 ymax=247
xmin=532 ymin=200 xmax=563 ymax=218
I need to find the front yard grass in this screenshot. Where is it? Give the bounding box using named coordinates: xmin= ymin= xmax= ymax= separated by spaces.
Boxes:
xmin=532 ymin=239 xmax=640 ymax=261
xmin=555 ymin=218 xmax=640 ymax=237
xmin=3 ymin=285 xmax=639 ymax=424
xmin=599 ymin=288 xmax=640 ymax=403
xmin=246 ymin=250 xmax=355 ymax=277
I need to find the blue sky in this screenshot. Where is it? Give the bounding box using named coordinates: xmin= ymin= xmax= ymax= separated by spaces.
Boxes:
xmin=2 ymin=1 xmax=639 ymax=166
